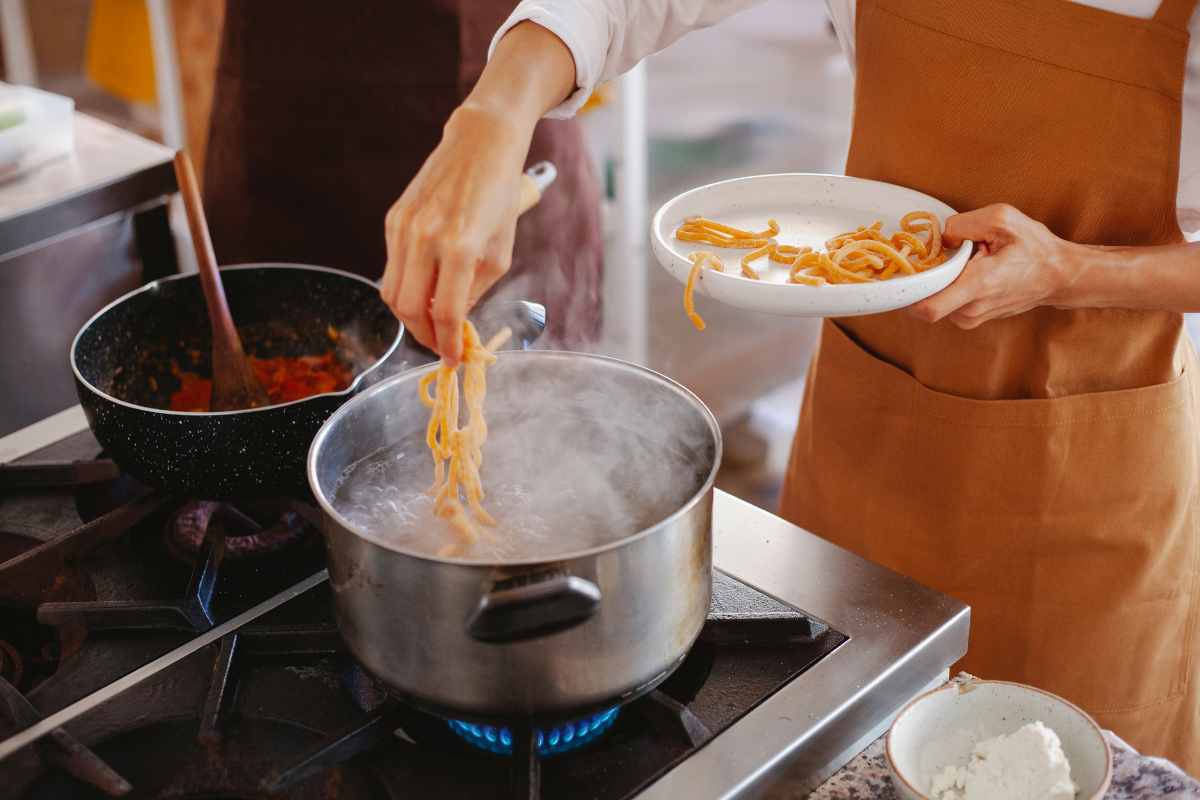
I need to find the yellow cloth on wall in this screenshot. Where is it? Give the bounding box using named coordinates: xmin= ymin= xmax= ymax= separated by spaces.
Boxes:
xmin=85 ymin=0 xmax=156 ymax=104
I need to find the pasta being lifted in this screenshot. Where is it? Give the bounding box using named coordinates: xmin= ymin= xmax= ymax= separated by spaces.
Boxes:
xmin=419 ymin=320 xmax=511 ymax=557
xmin=674 ymin=211 xmax=947 ymax=331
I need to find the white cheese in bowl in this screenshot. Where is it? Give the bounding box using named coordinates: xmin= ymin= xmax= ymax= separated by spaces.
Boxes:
xmin=929 ymin=722 xmax=1077 ymax=800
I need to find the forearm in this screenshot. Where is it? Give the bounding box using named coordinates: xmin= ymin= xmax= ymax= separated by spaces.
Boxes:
xmin=908 ymin=206 xmax=1200 ymax=328
xmin=1058 ymin=240 xmax=1200 ymax=312
xmin=381 ymin=23 xmax=576 ymax=359
xmin=454 ymin=21 xmax=575 ymax=137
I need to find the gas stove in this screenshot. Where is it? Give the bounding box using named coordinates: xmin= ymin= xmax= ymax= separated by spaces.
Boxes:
xmin=0 ymin=408 xmax=968 ymax=799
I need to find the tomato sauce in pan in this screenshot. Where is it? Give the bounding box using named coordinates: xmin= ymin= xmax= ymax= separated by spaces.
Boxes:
xmin=168 ymin=352 xmax=353 ymax=412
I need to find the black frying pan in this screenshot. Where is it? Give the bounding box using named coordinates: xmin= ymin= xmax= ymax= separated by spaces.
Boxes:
xmin=70 ymin=264 xmax=402 ymax=497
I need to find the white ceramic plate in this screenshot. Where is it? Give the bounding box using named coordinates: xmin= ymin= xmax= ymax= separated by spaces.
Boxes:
xmin=651 ymin=173 xmax=973 ymax=318
xmin=886 ymin=680 xmax=1112 ymax=800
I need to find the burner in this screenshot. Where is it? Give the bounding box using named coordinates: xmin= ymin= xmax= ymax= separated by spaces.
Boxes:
xmin=165 ymin=501 xmax=311 ymax=562
xmin=343 ymin=662 xmax=389 ymax=713
xmin=71 ymin=454 xmax=312 ymax=562
xmin=0 ymin=606 xmax=92 ymax=691
xmin=447 ymin=707 xmax=621 ymax=757
xmin=0 ymin=640 xmax=24 ymax=687
xmin=72 ymin=468 xmax=148 ymax=526
xmin=0 ymin=530 xmax=93 ymax=692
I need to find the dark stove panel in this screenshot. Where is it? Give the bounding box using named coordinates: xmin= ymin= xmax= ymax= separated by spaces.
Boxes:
xmin=0 ymin=431 xmax=848 ymax=800
xmin=25 ymin=717 xmax=387 ymax=799
xmin=247 ymin=593 xmax=845 ymax=800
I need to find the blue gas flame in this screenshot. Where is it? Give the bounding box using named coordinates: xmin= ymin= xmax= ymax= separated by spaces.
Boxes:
xmin=447 ymin=707 xmax=620 ymax=757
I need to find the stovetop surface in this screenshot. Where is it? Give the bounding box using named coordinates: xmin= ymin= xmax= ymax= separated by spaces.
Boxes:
xmin=0 ymin=429 xmax=851 ymax=799
xmin=19 ymin=616 xmax=844 ymax=799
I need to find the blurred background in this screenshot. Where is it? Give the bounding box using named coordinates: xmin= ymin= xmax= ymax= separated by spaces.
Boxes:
xmin=1 ymin=0 xmax=1197 ymax=510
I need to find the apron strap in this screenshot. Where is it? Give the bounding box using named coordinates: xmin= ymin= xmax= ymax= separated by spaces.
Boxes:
xmin=1153 ymin=0 xmax=1198 ymax=30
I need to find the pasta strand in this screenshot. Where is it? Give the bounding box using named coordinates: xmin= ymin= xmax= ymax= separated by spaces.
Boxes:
xmin=423 ymin=320 xmax=510 ymax=557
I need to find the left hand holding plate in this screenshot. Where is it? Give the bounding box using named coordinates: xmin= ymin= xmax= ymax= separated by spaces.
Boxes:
xmin=908 ymin=204 xmax=1075 ymax=329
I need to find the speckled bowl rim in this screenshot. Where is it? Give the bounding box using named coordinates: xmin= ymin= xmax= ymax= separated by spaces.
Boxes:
xmin=69 ymin=262 xmax=403 ymax=417
xmin=884 ymin=679 xmax=1113 ymax=800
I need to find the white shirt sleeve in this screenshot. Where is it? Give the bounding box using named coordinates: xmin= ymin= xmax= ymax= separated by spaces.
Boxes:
xmin=824 ymin=0 xmax=856 ymax=72
xmin=488 ymin=0 xmax=765 ymax=119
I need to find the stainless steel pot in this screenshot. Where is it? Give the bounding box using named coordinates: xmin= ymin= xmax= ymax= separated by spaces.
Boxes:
xmin=307 ymin=351 xmax=722 ymax=719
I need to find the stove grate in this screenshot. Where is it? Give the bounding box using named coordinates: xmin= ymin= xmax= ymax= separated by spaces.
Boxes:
xmin=0 ymin=459 xmax=121 ymax=490
xmin=0 ymin=676 xmax=131 ymax=796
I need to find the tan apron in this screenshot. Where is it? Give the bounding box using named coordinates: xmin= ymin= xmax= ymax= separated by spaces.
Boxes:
xmin=780 ymin=0 xmax=1200 ymax=769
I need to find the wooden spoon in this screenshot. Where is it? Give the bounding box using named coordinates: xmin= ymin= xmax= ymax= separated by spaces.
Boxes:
xmin=173 ymin=150 xmax=270 ymax=411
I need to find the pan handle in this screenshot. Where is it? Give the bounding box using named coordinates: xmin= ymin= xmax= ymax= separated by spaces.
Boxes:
xmin=518 ymin=161 xmax=556 ymax=215
xmin=466 ymin=573 xmax=600 ymax=644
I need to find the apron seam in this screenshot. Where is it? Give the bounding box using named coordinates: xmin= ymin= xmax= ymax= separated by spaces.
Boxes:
xmin=1091 ymin=691 xmax=1186 ymax=714
xmin=1177 ymin=364 xmax=1200 ymax=700
xmin=917 ymin=402 xmax=1189 ymax=428
xmin=829 ymin=320 xmax=1191 ymax=425
xmin=1010 ymin=0 xmax=1193 ymax=39
xmin=874 ymin=3 xmax=1186 ymax=104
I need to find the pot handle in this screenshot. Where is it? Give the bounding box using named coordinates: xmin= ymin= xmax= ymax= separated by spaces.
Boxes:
xmin=466 ymin=574 xmax=601 ymax=644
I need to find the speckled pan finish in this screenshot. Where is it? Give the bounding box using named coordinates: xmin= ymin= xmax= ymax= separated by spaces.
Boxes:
xmin=70 ymin=264 xmax=402 ymax=498
xmin=651 ymin=173 xmax=973 ymax=318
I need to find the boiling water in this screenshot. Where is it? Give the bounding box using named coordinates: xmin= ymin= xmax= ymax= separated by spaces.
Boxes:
xmin=332 ymin=410 xmax=708 ymax=561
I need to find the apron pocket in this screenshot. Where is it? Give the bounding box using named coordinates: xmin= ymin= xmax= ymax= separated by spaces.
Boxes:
xmin=813 ymin=321 xmax=1199 ymax=715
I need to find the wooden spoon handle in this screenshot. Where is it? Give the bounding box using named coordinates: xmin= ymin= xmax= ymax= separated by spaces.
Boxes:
xmin=173 ymin=150 xmax=267 ymax=410
xmin=173 ymin=151 xmax=241 ymax=357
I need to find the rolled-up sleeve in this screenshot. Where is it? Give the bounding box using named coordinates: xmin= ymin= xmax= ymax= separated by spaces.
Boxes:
xmin=488 ymin=0 xmax=763 ymax=118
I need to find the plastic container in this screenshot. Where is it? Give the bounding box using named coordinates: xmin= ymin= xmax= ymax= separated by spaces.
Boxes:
xmin=0 ymin=83 xmax=75 ymax=180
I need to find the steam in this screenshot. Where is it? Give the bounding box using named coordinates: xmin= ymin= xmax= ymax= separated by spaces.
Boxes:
xmin=333 ymin=319 xmax=383 ymax=376
xmin=358 ymin=243 xmax=621 ymax=386
xmin=485 ymin=251 xmax=684 ymax=379
xmin=331 ymin=352 xmax=716 ymax=562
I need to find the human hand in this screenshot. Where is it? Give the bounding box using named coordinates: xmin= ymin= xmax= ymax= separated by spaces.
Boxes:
xmin=380 ymin=104 xmax=531 ymax=365
xmin=908 ymin=204 xmax=1078 ymax=329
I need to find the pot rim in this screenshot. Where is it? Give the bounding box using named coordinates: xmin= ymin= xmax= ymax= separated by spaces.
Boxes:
xmin=307 ymin=350 xmax=724 ymax=567
xmin=69 ymin=262 xmax=404 ymax=418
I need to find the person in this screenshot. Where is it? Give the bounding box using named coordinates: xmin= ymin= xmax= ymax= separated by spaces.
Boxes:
xmin=379 ymin=0 xmax=1200 ymax=772
xmin=201 ymin=1 xmax=603 ymax=351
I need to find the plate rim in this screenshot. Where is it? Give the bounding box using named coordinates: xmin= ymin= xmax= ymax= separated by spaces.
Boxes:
xmin=651 ymin=171 xmax=973 ymax=295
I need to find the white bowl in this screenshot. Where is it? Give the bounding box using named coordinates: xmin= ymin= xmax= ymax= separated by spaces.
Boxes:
xmin=886 ymin=680 xmax=1112 ymax=800
xmin=650 ymin=173 xmax=973 ymax=318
